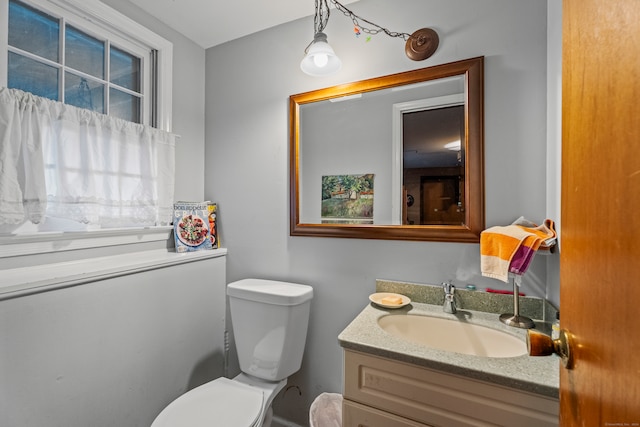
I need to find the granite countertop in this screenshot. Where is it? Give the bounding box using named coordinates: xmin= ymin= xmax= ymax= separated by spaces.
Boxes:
xmin=338 ymin=300 xmax=560 ymax=398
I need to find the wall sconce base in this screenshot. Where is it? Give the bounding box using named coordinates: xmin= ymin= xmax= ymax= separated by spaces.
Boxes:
xmin=405 ymin=28 xmax=440 ymax=61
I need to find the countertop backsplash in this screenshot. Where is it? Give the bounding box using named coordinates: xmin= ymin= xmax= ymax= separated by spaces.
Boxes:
xmin=376 ymin=279 xmax=558 ymax=335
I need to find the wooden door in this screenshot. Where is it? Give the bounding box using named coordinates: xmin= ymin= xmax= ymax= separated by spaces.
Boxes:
xmin=561 ymin=0 xmax=640 ymax=424
xmin=420 ymin=177 xmax=459 ymax=225
xmin=421 ymin=179 xmax=446 ymax=224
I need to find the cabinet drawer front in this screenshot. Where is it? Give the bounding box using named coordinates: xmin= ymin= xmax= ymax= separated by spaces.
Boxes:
xmin=344 ymin=400 xmax=432 ymax=427
xmin=344 ymin=350 xmax=558 ymax=427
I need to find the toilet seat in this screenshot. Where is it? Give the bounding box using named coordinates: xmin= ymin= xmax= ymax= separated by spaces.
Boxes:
xmin=150 ymin=377 xmax=265 ymax=427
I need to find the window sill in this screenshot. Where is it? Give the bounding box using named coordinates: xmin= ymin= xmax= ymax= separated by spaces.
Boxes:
xmin=0 ymin=247 xmax=227 ymax=301
xmin=0 ymin=226 xmax=175 ymax=259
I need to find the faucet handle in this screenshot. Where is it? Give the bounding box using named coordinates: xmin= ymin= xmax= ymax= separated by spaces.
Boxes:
xmin=442 ymin=281 xmax=454 ymax=292
xmin=442 ymin=281 xmax=457 ymax=313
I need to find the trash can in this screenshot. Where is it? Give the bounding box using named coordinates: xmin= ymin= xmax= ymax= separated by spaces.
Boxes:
xmin=309 ymin=392 xmax=343 ymax=427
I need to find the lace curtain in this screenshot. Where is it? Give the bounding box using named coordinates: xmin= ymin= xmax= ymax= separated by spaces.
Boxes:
xmin=0 ymin=87 xmax=175 ymax=229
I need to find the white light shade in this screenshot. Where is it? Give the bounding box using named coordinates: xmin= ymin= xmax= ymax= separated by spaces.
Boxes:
xmin=300 ymin=32 xmax=342 ymax=76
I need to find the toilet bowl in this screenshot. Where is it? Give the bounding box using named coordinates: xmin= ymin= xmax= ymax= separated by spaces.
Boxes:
xmin=150 ymin=375 xmax=285 ymax=427
xmin=151 ymin=279 xmax=313 ymax=427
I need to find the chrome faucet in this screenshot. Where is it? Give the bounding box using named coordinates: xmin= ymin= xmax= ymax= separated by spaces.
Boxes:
xmin=442 ymin=281 xmax=457 ymax=314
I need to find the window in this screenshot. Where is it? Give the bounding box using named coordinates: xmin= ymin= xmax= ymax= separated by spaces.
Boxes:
xmin=0 ymin=0 xmax=175 ymax=251
xmin=1 ymin=0 xmax=173 ymax=129
xmin=8 ymin=0 xmax=142 ymax=123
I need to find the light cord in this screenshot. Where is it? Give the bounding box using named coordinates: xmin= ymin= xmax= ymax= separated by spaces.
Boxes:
xmin=329 ymin=0 xmax=412 ymax=40
xmin=314 ymin=0 xmax=330 ymax=34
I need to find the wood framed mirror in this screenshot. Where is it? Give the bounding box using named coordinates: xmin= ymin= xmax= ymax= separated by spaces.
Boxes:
xmin=289 ymin=56 xmax=484 ymax=242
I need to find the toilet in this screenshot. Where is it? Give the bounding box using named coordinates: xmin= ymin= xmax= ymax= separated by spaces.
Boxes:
xmin=150 ymin=278 xmax=313 ymax=427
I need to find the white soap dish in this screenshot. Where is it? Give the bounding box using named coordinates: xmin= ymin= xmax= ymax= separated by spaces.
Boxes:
xmin=369 ymin=292 xmax=411 ymax=309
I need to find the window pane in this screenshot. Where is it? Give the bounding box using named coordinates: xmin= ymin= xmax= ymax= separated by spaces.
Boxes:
xmin=110 ymin=89 xmax=141 ymax=123
xmin=8 ymin=52 xmax=59 ymax=100
xmin=111 ymin=46 xmax=141 ymax=92
xmin=65 ymin=25 xmax=105 ymax=79
xmin=65 ymin=73 xmax=104 ymax=113
xmin=8 ymin=0 xmax=59 ymax=62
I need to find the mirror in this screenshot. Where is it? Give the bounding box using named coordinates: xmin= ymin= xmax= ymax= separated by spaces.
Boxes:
xmin=289 ymin=57 xmax=484 ymax=242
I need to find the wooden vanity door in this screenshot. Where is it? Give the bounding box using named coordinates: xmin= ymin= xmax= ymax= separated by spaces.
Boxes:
xmin=561 ymin=0 xmax=640 ymax=424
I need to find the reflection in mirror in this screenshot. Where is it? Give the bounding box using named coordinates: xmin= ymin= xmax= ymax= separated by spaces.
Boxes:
xmin=391 ymin=83 xmax=466 ymax=226
xmin=403 ymin=103 xmax=465 ymax=225
xmin=290 ymin=57 xmax=484 ymax=242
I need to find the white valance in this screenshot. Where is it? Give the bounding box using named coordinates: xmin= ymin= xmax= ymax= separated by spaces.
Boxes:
xmin=0 ymin=87 xmax=175 ymax=229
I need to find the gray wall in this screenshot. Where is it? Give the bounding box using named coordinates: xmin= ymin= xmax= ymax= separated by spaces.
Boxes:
xmin=0 ymin=253 xmax=227 ymax=427
xmin=205 ymin=0 xmax=556 ymax=424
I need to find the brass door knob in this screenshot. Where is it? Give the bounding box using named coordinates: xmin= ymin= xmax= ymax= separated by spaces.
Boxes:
xmin=527 ymin=329 xmax=575 ymax=369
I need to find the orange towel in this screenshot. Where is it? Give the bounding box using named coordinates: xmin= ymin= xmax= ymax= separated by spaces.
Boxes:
xmin=480 ymin=219 xmax=556 ymax=282
xmin=480 ymin=225 xmax=535 ymax=282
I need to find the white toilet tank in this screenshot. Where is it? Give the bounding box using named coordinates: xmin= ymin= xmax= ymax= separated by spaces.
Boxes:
xmin=227 ymin=279 xmax=313 ymax=382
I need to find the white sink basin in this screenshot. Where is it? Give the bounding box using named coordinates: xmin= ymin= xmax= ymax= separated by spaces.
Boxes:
xmin=377 ymin=314 xmax=527 ymax=358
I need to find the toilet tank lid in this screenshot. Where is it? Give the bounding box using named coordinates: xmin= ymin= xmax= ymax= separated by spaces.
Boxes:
xmin=227 ymin=279 xmax=313 ymax=306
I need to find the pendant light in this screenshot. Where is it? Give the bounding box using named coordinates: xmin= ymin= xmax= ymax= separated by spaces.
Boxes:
xmin=300 ymin=0 xmax=341 ymax=76
xmin=300 ymin=32 xmax=342 ymax=76
xmin=300 ymin=0 xmax=440 ymax=77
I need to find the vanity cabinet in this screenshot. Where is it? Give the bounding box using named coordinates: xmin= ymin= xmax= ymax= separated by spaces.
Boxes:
xmin=342 ymin=350 xmax=558 ymax=427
